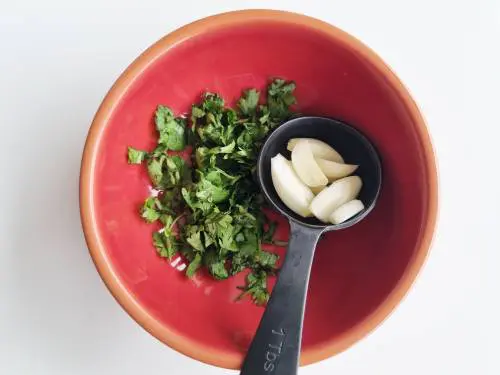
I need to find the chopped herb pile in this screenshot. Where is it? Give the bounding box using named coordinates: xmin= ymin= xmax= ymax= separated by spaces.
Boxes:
xmin=127 ymin=79 xmax=296 ymax=305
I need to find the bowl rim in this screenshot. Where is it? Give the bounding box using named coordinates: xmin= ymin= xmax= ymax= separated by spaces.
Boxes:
xmin=80 ymin=9 xmax=438 ymax=369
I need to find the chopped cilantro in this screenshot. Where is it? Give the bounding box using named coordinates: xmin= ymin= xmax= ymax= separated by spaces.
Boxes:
xmin=238 ymin=89 xmax=260 ymax=116
xmin=155 ymin=105 xmax=186 ymax=151
xmin=152 ymin=229 xmax=178 ymax=260
xmin=127 ymin=147 xmax=148 ymax=164
xmin=186 ymin=253 xmax=202 ymax=278
xmin=140 ymin=197 xmax=161 ymax=223
xmin=237 ymin=270 xmax=271 ymax=305
xmin=262 ymin=219 xmax=277 ymax=244
xmin=127 ymin=79 xmax=297 ymax=304
xmin=147 ymin=157 xmax=164 ymax=188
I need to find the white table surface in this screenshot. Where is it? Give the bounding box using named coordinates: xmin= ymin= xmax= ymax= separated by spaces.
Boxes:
xmin=1 ymin=1 xmax=498 ymax=374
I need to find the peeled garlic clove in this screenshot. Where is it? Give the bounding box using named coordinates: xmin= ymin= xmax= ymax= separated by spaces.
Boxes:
xmin=287 ymin=138 xmax=344 ymax=163
xmin=309 ymin=176 xmax=362 ymax=222
xmin=271 ymin=154 xmax=314 ymax=217
xmin=291 ymin=140 xmax=328 ymax=187
xmin=315 ymin=158 xmax=358 ymax=181
xmin=310 ymin=185 xmax=326 ymax=195
xmin=329 ymin=199 xmax=365 ymax=224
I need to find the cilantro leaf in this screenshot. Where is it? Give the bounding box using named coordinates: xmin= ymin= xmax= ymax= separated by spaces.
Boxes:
xmin=195 ymin=178 xmax=230 ymax=204
xmin=152 ymin=229 xmax=178 ymax=259
xmin=230 ymin=253 xmax=248 ymax=275
xmin=201 ymin=93 xmax=224 ymax=113
xmin=213 ymin=140 xmax=236 ymax=154
xmin=163 ymin=155 xmax=189 ymax=188
xmin=238 ymin=89 xmax=260 ymax=116
xmin=158 ymin=187 xmax=183 ymax=215
xmin=152 ymin=214 xmax=183 ymax=259
xmin=204 ymin=250 xmax=229 ymax=280
xmin=262 ymin=219 xmax=277 ymax=243
xmin=185 ymin=228 xmax=204 ymax=252
xmin=191 ymin=105 xmax=205 ymax=119
xmin=163 ymin=118 xmax=186 ymax=151
xmin=239 ymin=229 xmax=259 ymax=257
xmin=147 ymin=157 xmax=165 ymax=188
xmin=155 ymin=105 xmax=174 ymax=129
xmin=257 ymin=250 xmax=279 ymax=270
xmin=150 ymin=144 xmax=167 ymax=158
xmin=127 ymin=147 xmax=148 ymax=164
xmin=140 ymin=197 xmax=161 ymax=223
xmin=181 ymin=186 xmax=212 ymax=214
xmin=237 ymin=270 xmax=270 ymax=305
xmin=147 ymin=155 xmax=190 ymax=190
xmin=210 ymin=261 xmax=229 ymax=280
xmin=155 ymin=105 xmax=186 ymax=151
xmin=186 ymin=253 xmax=202 ymax=278
xmin=267 ymin=79 xmax=296 ymax=125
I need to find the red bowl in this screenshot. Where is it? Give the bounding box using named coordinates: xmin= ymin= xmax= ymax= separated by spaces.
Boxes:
xmin=80 ymin=10 xmax=438 ymax=369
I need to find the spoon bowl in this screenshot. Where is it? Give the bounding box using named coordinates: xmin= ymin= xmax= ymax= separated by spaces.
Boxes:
xmin=241 ymin=116 xmax=382 ymax=375
xmin=257 ymin=116 xmax=382 ymax=230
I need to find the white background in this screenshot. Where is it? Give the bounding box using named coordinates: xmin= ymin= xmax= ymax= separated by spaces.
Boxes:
xmin=1 ymin=1 xmax=499 ymax=374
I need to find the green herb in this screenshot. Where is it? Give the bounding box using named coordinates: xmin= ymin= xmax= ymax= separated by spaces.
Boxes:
xmin=186 ymin=253 xmax=202 ymax=278
xmin=155 ymin=105 xmax=186 ymax=151
xmin=127 ymin=147 xmax=148 ymax=164
xmin=151 ymin=214 xmax=184 ymax=260
xmin=127 ymin=79 xmax=297 ymax=305
xmin=140 ymin=197 xmax=161 ymax=223
xmin=152 ymin=229 xmax=177 ymax=259
xmin=147 ymin=157 xmax=164 ymax=188
xmin=262 ymin=219 xmax=277 ymax=244
xmin=205 ymin=249 xmax=229 ymax=280
xmin=238 ymin=89 xmax=260 ymax=116
xmin=146 ymin=155 xmax=189 ymax=190
xmin=237 ymin=270 xmax=271 ymax=305
xmin=157 ymin=187 xmax=183 ymax=215
xmin=257 ymin=250 xmax=279 ymax=270
xmin=267 ymin=79 xmax=297 ymax=122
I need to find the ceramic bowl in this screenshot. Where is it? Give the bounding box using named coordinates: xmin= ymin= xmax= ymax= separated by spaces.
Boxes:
xmin=80 ymin=10 xmax=438 ymax=369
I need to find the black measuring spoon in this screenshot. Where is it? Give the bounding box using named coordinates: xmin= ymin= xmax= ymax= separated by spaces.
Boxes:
xmin=240 ymin=116 xmax=382 ymax=375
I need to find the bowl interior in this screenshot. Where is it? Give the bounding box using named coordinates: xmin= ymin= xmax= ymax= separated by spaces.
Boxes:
xmin=87 ymin=16 xmax=432 ymax=367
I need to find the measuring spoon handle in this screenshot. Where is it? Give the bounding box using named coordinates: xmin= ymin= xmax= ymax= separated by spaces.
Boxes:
xmin=240 ymin=221 xmax=324 ymax=375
